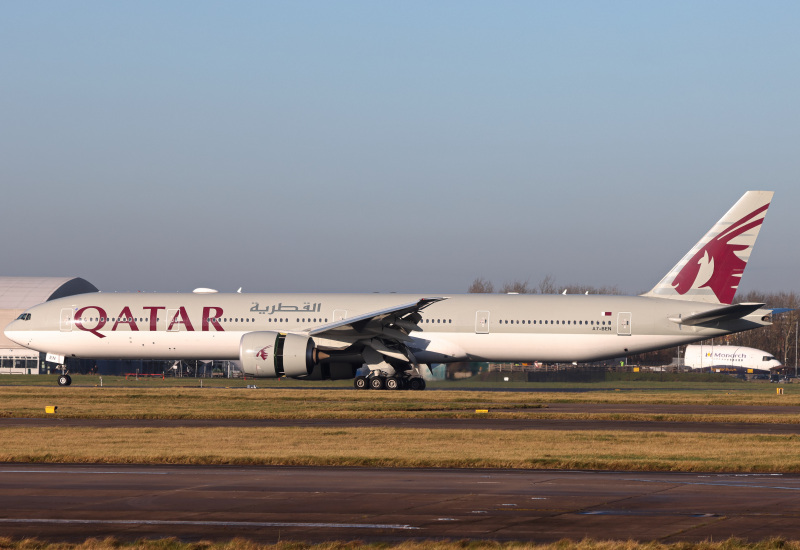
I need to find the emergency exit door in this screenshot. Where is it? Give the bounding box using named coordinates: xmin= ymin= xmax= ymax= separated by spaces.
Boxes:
xmin=59 ymin=308 xmax=73 ymax=332
xmin=475 ymin=311 xmax=490 ymax=334
xmin=617 ymin=312 xmax=632 ymax=335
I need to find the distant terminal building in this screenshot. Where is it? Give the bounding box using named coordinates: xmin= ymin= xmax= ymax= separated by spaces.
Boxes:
xmin=0 ymin=277 xmax=99 ymax=374
xmin=683 ymin=344 xmax=782 ymax=373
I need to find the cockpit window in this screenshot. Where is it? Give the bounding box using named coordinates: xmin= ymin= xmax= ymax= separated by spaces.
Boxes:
xmin=15 ymin=313 xmax=31 ymax=321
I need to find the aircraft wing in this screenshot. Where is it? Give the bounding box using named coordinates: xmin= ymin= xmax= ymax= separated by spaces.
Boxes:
xmin=670 ymin=302 xmax=766 ymax=326
xmin=307 ymin=297 xmax=446 ymax=342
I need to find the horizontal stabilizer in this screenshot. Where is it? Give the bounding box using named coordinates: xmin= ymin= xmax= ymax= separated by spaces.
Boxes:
xmin=669 ymin=302 xmax=766 ymax=326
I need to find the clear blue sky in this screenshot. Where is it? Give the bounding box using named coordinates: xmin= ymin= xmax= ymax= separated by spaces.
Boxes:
xmin=2 ymin=1 xmax=798 ymax=296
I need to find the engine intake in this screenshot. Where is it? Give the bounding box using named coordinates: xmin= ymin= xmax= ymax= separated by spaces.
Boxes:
xmin=240 ymin=332 xmax=325 ymax=378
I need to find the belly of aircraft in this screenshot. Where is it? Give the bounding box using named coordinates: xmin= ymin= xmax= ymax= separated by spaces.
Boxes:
xmin=423 ymin=332 xmax=691 ymax=363
xmin=23 ymin=331 xmax=243 ymax=360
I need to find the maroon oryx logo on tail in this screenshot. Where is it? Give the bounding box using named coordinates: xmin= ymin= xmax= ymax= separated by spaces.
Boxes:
xmin=256 ymin=345 xmax=272 ymax=361
xmin=672 ymin=203 xmax=769 ymax=304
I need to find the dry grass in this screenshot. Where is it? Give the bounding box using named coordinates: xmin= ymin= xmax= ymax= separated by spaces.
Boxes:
xmin=2 ymin=425 xmax=800 ymax=472
xmin=0 ymin=387 xmax=553 ymax=419
xmin=2 ymin=386 xmax=800 ymax=421
xmin=2 ymin=537 xmax=800 ymax=550
xmin=3 ymin=385 xmax=800 ymax=472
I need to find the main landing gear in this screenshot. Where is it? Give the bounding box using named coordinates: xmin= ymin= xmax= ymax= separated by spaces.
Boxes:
xmin=354 ymin=373 xmax=426 ymax=391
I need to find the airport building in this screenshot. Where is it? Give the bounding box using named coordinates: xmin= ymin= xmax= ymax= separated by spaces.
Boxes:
xmin=0 ymin=276 xmax=99 ymax=374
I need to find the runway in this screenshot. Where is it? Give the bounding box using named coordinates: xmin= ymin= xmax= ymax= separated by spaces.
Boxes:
xmin=3 ymin=464 xmax=800 ymax=543
xmin=3 ymin=402 xmax=799 ymax=543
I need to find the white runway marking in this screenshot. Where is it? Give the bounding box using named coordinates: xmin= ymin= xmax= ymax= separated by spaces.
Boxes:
xmin=624 ymin=478 xmax=800 ymax=491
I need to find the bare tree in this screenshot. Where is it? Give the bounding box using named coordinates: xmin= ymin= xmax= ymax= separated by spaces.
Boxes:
xmin=538 ymin=274 xmax=558 ymax=295
xmin=563 ymin=284 xmax=623 ymax=295
xmin=500 ymin=280 xmax=531 ymax=294
xmin=468 ymin=277 xmax=494 ymax=293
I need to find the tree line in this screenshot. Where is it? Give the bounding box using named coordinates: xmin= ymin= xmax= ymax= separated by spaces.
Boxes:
xmin=468 ymin=275 xmax=625 ymax=296
xmin=468 ymin=277 xmax=800 ymax=368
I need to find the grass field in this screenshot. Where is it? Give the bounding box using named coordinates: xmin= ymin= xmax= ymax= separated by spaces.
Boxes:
xmin=1 ymin=376 xmax=800 ymax=472
xmin=3 ymin=425 xmax=800 ymax=471
xmin=1 ymin=376 xmax=799 ymax=420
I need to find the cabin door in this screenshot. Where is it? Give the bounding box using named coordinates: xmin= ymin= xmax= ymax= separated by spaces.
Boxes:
xmin=59 ymin=308 xmax=73 ymax=332
xmin=617 ymin=312 xmax=632 ymax=335
xmin=475 ymin=311 xmax=490 ymax=334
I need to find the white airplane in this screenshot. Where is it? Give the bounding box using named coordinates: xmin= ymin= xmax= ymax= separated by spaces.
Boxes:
xmin=683 ymin=344 xmax=782 ymax=372
xmin=4 ymin=191 xmax=775 ymax=390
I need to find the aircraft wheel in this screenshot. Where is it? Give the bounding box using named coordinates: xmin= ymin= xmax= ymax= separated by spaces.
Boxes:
xmin=57 ymin=375 xmax=71 ymax=387
xmin=369 ymin=377 xmax=385 ymax=390
xmin=408 ymin=377 xmax=425 ymax=391
xmin=385 ymin=377 xmax=400 ymax=390
xmin=354 ymin=376 xmax=368 ymax=390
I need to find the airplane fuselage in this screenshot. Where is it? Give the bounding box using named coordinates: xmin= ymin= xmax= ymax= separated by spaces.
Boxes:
xmin=5 ymin=292 xmax=771 ymax=365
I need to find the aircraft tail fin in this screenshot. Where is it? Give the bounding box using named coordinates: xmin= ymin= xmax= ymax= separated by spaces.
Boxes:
xmin=643 ymin=190 xmax=773 ymax=305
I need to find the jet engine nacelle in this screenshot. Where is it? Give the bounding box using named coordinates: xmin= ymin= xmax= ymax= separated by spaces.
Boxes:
xmin=240 ymin=332 xmax=324 ymax=378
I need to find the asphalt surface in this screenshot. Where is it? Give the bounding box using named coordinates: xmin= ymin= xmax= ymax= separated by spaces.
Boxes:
xmin=3 ymin=464 xmax=800 ymax=543
xmin=4 ymin=416 xmax=800 ymax=434
xmin=3 ymin=401 xmax=800 ymax=434
xmin=4 ymin=402 xmax=800 ymax=543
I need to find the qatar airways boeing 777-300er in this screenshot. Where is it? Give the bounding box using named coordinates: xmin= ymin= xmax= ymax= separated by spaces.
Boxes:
xmin=4 ymin=191 xmax=775 ymax=390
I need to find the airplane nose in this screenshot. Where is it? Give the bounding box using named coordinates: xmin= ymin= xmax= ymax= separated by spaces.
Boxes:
xmin=4 ymin=321 xmax=22 ymax=345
